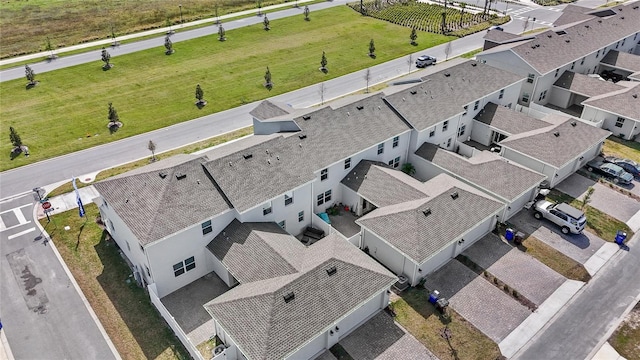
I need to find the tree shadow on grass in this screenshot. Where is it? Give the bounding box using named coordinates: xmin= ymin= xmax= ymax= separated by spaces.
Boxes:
xmin=94 ymin=231 xmax=189 ymax=360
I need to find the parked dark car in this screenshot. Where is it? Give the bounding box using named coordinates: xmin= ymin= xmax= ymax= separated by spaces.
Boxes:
xmin=586 ymin=158 xmax=634 ymax=184
xmin=604 ymin=156 xmax=640 ymax=179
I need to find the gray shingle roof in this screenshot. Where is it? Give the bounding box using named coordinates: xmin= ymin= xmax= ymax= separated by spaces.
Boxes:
xmin=384 ymin=61 xmax=524 ymax=131
xmin=414 ymin=143 xmax=545 ymax=201
xmin=553 ymin=6 xmax=595 ymax=27
xmin=500 ymin=118 xmax=611 ymax=168
xmin=601 ymin=50 xmax=640 ymax=73
xmin=341 ymin=161 xmax=429 ymax=207
xmin=474 ymin=102 xmax=550 ymax=135
xmin=206 ymin=220 xmax=306 ymax=283
xmin=249 ymin=100 xmax=292 ymax=120
xmin=204 ymin=233 xmax=395 ymax=360
xmin=357 ymin=187 xmax=503 ymax=264
xmin=484 ymin=29 xmax=524 ymax=43
xmin=509 ymin=4 xmax=640 ymax=74
xmin=553 ymin=71 xmax=625 ymax=97
xmin=582 ymin=82 xmax=640 ymax=121
xmin=94 ymin=157 xmax=231 ymax=245
xmin=204 ymin=93 xmax=411 ymax=212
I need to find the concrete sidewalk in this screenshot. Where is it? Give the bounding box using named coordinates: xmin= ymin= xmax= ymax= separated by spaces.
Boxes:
xmin=36 ymin=186 xmax=99 ymax=220
xmin=0 ymin=0 xmax=317 ymax=66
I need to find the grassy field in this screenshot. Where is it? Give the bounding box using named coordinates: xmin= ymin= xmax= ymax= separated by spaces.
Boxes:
xmin=393 ymin=287 xmax=502 ymax=360
xmin=603 ymin=137 xmax=640 ymax=164
xmin=546 ymin=189 xmax=633 ymax=242
xmin=610 ymin=301 xmax=640 ymax=360
xmin=40 ymin=204 xmax=189 ymax=360
xmin=0 ymin=5 xmax=453 ymax=172
xmin=518 ymin=236 xmax=591 ymax=282
xmin=0 ymin=0 xmax=303 ymax=59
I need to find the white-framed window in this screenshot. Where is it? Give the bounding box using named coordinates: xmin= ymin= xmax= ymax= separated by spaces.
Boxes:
xmin=443 ymin=120 xmax=449 ymax=131
xmin=446 ymin=138 xmax=452 ymax=147
xmin=202 ymin=220 xmax=212 ymax=235
xmin=622 ymin=38 xmax=626 ymax=46
xmin=321 ymin=168 xmax=328 ymax=181
xmin=429 ymin=129 xmax=435 ymax=137
xmin=527 ymin=74 xmax=535 ymax=83
xmin=173 ymin=256 xmax=196 ymax=277
xmin=580 ymin=57 xmax=585 ymax=65
xmin=615 ymin=117 xmax=625 ymax=128
xmin=377 ymin=143 xmax=384 ymax=155
xmin=596 ymin=50 xmax=600 ymax=58
xmin=298 ymin=211 xmax=304 ymax=222
xmin=318 ymin=190 xmax=332 ymax=206
xmin=458 ymin=124 xmax=466 ymax=137
xmin=538 ymin=90 xmax=547 ymax=101
xmin=285 ymin=193 xmax=293 ymax=206
xmin=463 ymin=105 xmax=468 ymax=115
xmin=390 ymin=156 xmax=400 ymax=168
xmin=393 ymin=136 xmax=399 ymax=148
xmin=571 ymin=62 xmax=575 ymax=70
xmin=554 ymin=69 xmax=559 ymax=78
xmin=522 ymin=93 xmax=530 ymax=103
xmin=324 ymin=190 xmax=332 ymax=203
xmin=278 ymin=220 xmax=286 ymax=230
xmin=263 ymin=203 xmax=272 ymax=216
xmin=473 ymin=100 xmax=480 ymax=111
xmin=499 ymin=89 xmax=504 ymax=99
xmin=317 ymin=193 xmax=324 ymax=206
xmin=593 ymin=66 xmax=597 ymax=73
xmin=616 ymin=41 xmax=620 ymax=49
xmin=344 ymin=158 xmax=351 ymax=169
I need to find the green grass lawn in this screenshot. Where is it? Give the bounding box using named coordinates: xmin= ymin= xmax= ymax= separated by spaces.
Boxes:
xmin=393 ymin=288 xmax=501 ymax=360
xmin=519 ymin=236 xmax=591 ymax=282
xmin=41 ymin=204 xmax=189 ymax=360
xmin=0 ymin=5 xmax=453 ymax=172
xmin=603 ymin=136 xmax=640 ymax=164
xmin=609 ymin=301 xmax=640 ymax=360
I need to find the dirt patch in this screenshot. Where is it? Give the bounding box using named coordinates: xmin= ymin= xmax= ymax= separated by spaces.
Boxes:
xmin=610 ymin=301 xmax=640 ymax=360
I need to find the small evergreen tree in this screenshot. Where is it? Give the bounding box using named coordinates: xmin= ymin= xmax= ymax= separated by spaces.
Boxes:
xmin=148 ymin=140 xmax=157 ymax=161
xmin=218 ymin=24 xmax=226 ymax=41
xmin=410 ymin=28 xmax=418 ymax=45
xmin=401 ymin=163 xmax=416 ymax=176
xmin=320 ymin=51 xmax=328 ymax=72
xmin=25 ymin=65 xmax=36 ymax=85
xmin=164 ymin=35 xmax=174 ymax=54
xmin=108 ymin=102 xmax=119 ymax=124
xmin=195 ymin=84 xmax=206 ymax=107
xmin=304 ymin=6 xmax=310 ymax=21
xmin=9 ymin=127 xmax=22 ymax=148
xmin=101 ymin=48 xmax=112 ymax=69
xmin=368 ymin=39 xmax=376 ymax=58
xmin=264 ymin=67 xmax=273 ymax=91
xmin=263 ymin=14 xmax=270 ymax=30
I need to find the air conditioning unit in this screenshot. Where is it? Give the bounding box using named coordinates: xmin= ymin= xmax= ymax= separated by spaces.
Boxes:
xmin=211 ymin=344 xmax=227 ymax=360
xmin=393 ymin=275 xmax=409 ymax=292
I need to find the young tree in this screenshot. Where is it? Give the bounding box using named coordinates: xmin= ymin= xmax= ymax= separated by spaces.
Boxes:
xmin=459 ymin=3 xmax=466 ymax=27
xmin=148 ymin=140 xmax=157 ymax=161
xmin=257 ymin=0 xmax=263 ymax=16
xmin=407 ymin=53 xmax=413 ymax=73
xmin=368 ymin=39 xmax=376 ymax=58
xmin=444 ymin=41 xmax=452 ymax=60
xmin=264 ymin=67 xmax=273 ymax=91
xmin=9 ymin=127 xmax=22 ymax=149
xmin=320 ymin=51 xmax=328 ymax=73
xmin=441 ymin=11 xmax=447 ymax=34
xmin=364 ymin=68 xmax=371 ymax=93
xmin=44 ymin=37 xmax=57 ymax=59
xmin=483 ymin=0 xmax=489 ymax=17
xmin=410 ymin=28 xmax=418 ymax=45
xmin=523 ymin=16 xmax=530 ymax=32
xmin=218 ymin=24 xmax=226 ymax=41
xmin=214 ymin=3 xmax=221 ymax=24
xmin=107 ymin=102 xmax=122 ymax=132
xmin=164 ymin=35 xmax=174 ymax=55
xmin=110 ymin=25 xmax=119 ymax=47
xmin=263 ymin=14 xmax=270 ymax=30
xmin=581 ymin=186 xmax=595 ymax=209
xmin=195 ymin=84 xmax=206 ymax=107
xmin=166 ymin=18 xmax=175 ymax=35
xmin=25 ymin=65 xmax=36 ymax=86
xmin=304 ymin=5 xmax=310 ymax=21
xmin=319 ymin=82 xmax=326 ymax=105
xmin=101 ymin=47 xmax=112 ymax=69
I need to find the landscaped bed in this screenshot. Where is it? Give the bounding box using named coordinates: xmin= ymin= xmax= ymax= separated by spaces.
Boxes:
xmin=40 ymin=205 xmax=189 ymax=360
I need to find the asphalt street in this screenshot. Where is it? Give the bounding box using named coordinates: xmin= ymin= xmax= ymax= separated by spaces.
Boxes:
xmin=515 ymin=232 xmax=640 ymax=360
xmin=0 ymin=195 xmax=118 ymax=360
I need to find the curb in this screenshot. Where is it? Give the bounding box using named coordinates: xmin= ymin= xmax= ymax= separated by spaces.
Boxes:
xmin=0 ymin=329 xmax=14 ymax=360
xmin=32 ymin=204 xmax=122 ymax=360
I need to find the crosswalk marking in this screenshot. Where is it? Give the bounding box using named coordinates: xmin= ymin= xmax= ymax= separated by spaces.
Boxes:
xmin=8 ymin=227 xmax=35 ymax=240
xmin=0 ymin=203 xmax=32 ymax=232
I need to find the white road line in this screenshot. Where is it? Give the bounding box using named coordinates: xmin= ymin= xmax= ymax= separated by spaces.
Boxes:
xmin=0 ymin=221 xmax=32 ymax=233
xmin=0 ymin=203 xmax=31 ymax=215
xmin=0 ymin=216 xmax=4 ymax=231
xmin=13 ymin=208 xmax=27 ymax=225
xmin=7 ymin=227 xmax=35 ymax=240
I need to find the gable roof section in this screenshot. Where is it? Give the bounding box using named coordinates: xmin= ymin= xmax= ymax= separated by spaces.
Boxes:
xmin=204 ymin=93 xmax=411 ymax=213
xmin=484 ymin=29 xmax=525 ymax=43
xmin=415 ymin=143 xmax=545 ymax=201
xmin=249 ymin=100 xmax=292 ymax=120
xmin=94 ymin=157 xmax=231 ymax=245
xmin=553 ymin=71 xmax=625 ymax=97
xmin=509 ymin=4 xmax=640 ymax=74
xmin=474 ymin=102 xmax=551 ymax=135
xmin=357 ymin=186 xmax=503 ymax=264
xmin=500 ymin=117 xmax=611 ymax=168
xmin=600 ymin=50 xmax=640 ymax=73
xmin=206 ymin=220 xmax=306 ymax=283
xmin=204 ymin=233 xmax=395 ymax=360
xmin=582 ymin=82 xmax=640 ymax=121
xmin=383 ymin=61 xmax=524 ymax=131
xmin=341 ymin=161 xmax=429 ymax=207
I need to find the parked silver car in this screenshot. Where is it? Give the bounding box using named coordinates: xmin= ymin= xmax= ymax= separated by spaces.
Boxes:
xmin=533 ymin=200 xmax=586 ymax=234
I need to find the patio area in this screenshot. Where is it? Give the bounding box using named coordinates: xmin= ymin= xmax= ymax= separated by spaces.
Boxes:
xmin=328 ymin=210 xmax=361 ymax=239
xmin=161 ymin=272 xmax=230 ymax=346
xmin=544 ymin=103 xmax=584 ymax=118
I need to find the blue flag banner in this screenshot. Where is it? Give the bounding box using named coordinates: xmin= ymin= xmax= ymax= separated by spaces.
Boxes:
xmin=72 ymin=177 xmax=86 ymax=218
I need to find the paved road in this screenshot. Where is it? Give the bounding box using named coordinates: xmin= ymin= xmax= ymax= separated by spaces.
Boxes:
xmin=0 ymin=195 xmax=119 ymax=360
xmin=514 ymin=232 xmax=640 ymax=360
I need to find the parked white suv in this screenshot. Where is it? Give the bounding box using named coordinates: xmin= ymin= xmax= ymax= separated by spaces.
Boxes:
xmin=533 ymin=200 xmax=586 ymax=234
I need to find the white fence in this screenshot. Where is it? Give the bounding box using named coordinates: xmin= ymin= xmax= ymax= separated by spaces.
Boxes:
xmin=457 ymin=141 xmax=480 ymax=158
xmin=148 ymin=283 xmax=205 ymax=360
xmin=311 ymin=212 xmax=332 ymax=235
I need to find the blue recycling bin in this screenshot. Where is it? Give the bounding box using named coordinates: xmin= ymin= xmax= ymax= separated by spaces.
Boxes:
xmin=505 ymin=228 xmax=515 ymax=242
xmin=428 ymin=290 xmax=440 ymax=304
xmin=615 ymin=230 xmax=627 ymax=245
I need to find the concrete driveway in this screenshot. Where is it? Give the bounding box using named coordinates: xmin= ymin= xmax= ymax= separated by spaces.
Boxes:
xmin=555 ymin=173 xmax=640 ymax=231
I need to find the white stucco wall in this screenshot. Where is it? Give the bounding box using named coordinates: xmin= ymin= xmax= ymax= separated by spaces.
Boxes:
xmin=470 ymin=120 xmax=494 ymax=146
xmin=209 ymin=251 xmax=238 ymax=288
xmin=548 ymin=87 xmax=572 ymax=108
xmin=408 ymin=152 xmax=446 ymax=182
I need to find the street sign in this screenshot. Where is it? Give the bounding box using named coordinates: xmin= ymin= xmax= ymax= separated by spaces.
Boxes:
xmin=44 ymin=208 xmax=54 ymax=214
xmin=42 ymin=202 xmax=52 ymax=210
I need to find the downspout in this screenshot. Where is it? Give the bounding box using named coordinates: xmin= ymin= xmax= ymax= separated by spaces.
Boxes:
xmin=311 ymin=180 xmax=314 ymax=228
xmin=411 ymin=260 xmax=418 ymax=287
